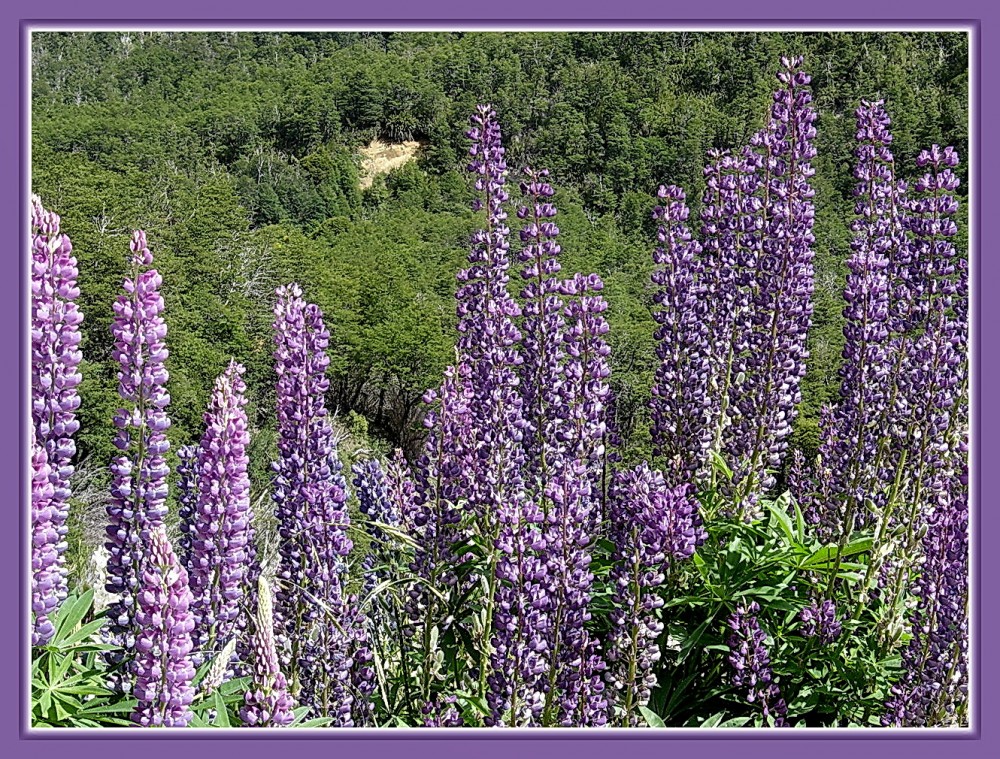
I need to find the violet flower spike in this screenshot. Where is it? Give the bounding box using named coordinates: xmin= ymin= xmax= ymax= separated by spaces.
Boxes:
xmin=184 ymin=360 xmax=257 ymax=666
xmin=650 ymin=185 xmax=713 ymax=484
xmin=605 ymin=464 xmax=704 ymax=725
xmin=31 ymin=431 xmax=62 ymax=646
xmin=105 ymin=230 xmax=171 ymax=677
xmin=241 ymin=577 xmax=295 ymax=727
xmin=726 ymin=601 xmax=788 ymax=727
xmin=131 ymin=525 xmax=196 ymax=727
xmin=30 ymin=195 xmax=82 ymax=639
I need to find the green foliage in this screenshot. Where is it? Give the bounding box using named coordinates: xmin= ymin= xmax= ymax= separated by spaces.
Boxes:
xmin=31 ymin=591 xmax=133 ymax=727
xmin=640 ymin=482 xmax=904 ymax=728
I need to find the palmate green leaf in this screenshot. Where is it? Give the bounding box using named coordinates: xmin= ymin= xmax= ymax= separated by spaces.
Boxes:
xmin=455 ymin=691 xmax=490 ymax=717
xmin=77 ymin=700 xmax=136 ymax=716
xmin=219 ymin=675 xmax=251 ymax=696
xmin=55 ymin=683 xmax=111 ymax=696
xmin=766 ymin=496 xmax=798 ymax=547
xmin=659 ymin=671 xmax=700 ymax=719
xmin=189 ymin=710 xmax=211 ymax=728
xmin=700 ymin=711 xmax=726 ymax=728
xmin=639 ymin=705 xmax=665 ymax=727
xmin=58 ymin=617 xmax=108 ymax=649
xmin=212 ymin=690 xmax=232 ymax=726
xmin=53 ymin=589 xmax=95 ymax=643
xmin=800 ymin=537 xmax=873 ymax=569
xmin=718 ymin=716 xmax=751 ymax=727
xmin=677 ymin=607 xmax=719 ymax=664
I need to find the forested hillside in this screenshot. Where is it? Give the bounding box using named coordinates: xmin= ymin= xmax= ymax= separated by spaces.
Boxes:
xmin=30 ymin=30 xmax=969 ymax=490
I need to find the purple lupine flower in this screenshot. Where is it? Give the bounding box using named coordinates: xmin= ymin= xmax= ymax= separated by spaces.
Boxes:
xmin=875 ymin=147 xmax=968 ymax=643
xmin=407 ymin=363 xmax=473 ymax=602
xmin=800 ymin=599 xmax=842 ymax=644
xmin=884 ymin=454 xmax=968 ymax=726
xmin=516 ymin=166 xmax=565 ymax=481
xmin=458 ymin=104 xmax=518 ymax=367
xmin=271 ymin=283 xmax=335 ymax=685
xmin=384 ymin=448 xmax=417 ymax=532
xmin=241 ymin=577 xmax=295 ymax=727
xmin=892 ymin=146 xmax=965 ymax=474
xmin=30 ymin=195 xmax=82 ymax=635
xmin=421 ymin=694 xmax=464 ymax=727
xmin=456 ymin=104 xmax=527 ymax=531
xmin=813 ymin=100 xmax=902 ymax=538
xmin=571 ymin=636 xmax=610 ymax=727
xmin=487 ymin=487 xmax=550 ymax=726
xmin=535 ymin=273 xmax=612 ymax=727
xmin=271 ymin=284 xmax=372 ymax=722
xmin=184 ymin=361 xmax=257 ymax=664
xmin=727 ymin=57 xmax=817 ymax=516
xmin=405 ymin=362 xmax=475 ymax=708
xmin=785 ymin=448 xmax=819 ymax=526
xmin=649 ymin=185 xmax=712 ymax=483
xmin=726 ymin=601 xmax=788 ymax=727
xmin=881 ymin=148 xmax=968 ymax=726
xmin=559 ymin=273 xmax=612 ymax=473
xmin=699 ymin=147 xmax=765 ymax=476
xmin=131 ymin=524 xmax=196 ymax=727
xmin=175 ymin=445 xmax=198 ymax=570
xmin=105 ymin=231 xmax=171 ymax=672
xmin=895 ymin=145 xmax=962 ymax=337
xmin=352 ymin=458 xmax=400 ymax=597
xmin=605 ymin=464 xmax=704 ymax=724
xmin=31 ymin=432 xmax=62 ymax=646
xmin=297 ymin=476 xmax=357 ymax=724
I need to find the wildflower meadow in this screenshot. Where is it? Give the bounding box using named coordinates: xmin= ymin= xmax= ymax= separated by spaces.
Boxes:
xmin=29 ymin=39 xmax=969 ymax=729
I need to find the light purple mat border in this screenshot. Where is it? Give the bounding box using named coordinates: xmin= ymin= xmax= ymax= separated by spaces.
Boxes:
xmin=4 ymin=2 xmax=994 ymax=758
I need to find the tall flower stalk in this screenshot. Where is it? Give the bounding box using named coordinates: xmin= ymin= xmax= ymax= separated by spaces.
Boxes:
xmin=30 ymin=195 xmax=82 ymax=640
xmin=183 ymin=360 xmax=257 ymax=665
xmin=241 ymin=577 xmax=295 ymax=727
xmin=353 ymin=458 xmax=400 ymax=599
xmin=31 ymin=431 xmax=62 ymax=646
xmin=458 ymin=106 xmax=529 ymax=703
xmin=538 ymin=273 xmax=612 ymax=727
xmin=406 ymin=362 xmax=474 ymax=704
xmin=131 ymin=525 xmax=196 ymax=727
xmin=649 ymin=185 xmax=712 ymax=483
xmin=105 ymin=231 xmax=171 ymax=678
xmin=883 ymin=453 xmax=968 ymax=726
xmin=726 ymin=601 xmax=788 ymax=727
xmin=727 ymin=57 xmax=817 ymax=516
xmin=810 ymin=100 xmax=906 ymax=594
xmin=605 ymin=464 xmax=703 ymax=725
xmin=271 ymin=283 xmax=371 ymax=722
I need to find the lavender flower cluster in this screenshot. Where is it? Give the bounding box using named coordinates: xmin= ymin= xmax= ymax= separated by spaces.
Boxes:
xmin=605 ymin=464 xmax=704 ymax=724
xmin=182 ymin=360 xmax=257 ymax=663
xmin=271 ymin=284 xmax=371 ymax=723
xmin=800 ymin=599 xmax=842 ymax=645
xmin=726 ymin=602 xmax=788 ymax=727
xmin=650 ymin=57 xmax=817 ymax=519
xmin=105 ymin=231 xmax=172 ymax=667
xmin=784 ymin=104 xmax=969 ymax=724
xmin=131 ymin=525 xmax=196 ymax=727
xmin=30 ymin=196 xmax=82 ymax=646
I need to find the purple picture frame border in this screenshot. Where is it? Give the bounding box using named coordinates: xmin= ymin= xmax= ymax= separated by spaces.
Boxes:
xmin=5 ymin=2 xmax=995 ymax=757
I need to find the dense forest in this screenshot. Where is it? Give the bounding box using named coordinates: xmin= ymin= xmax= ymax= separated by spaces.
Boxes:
xmin=30 ymin=30 xmax=968 ymax=545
